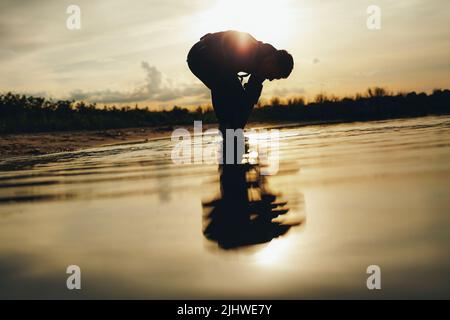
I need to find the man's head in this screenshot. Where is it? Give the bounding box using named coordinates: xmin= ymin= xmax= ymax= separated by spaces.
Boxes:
xmin=260 ymin=50 xmax=294 ymax=81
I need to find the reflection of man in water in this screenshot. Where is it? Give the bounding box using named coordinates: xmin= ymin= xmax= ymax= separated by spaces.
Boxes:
xmin=202 ymin=142 xmax=304 ymax=250
xmin=187 ymin=30 xmax=294 ymax=132
xmin=202 ymin=163 xmax=296 ymax=249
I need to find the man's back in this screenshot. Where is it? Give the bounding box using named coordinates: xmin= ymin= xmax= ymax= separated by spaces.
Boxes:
xmin=201 ymin=30 xmax=276 ymax=74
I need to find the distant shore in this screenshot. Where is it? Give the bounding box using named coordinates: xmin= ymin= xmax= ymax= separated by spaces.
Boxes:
xmin=0 ymin=120 xmax=342 ymax=158
xmin=1 ymin=88 xmax=449 ymax=157
xmin=0 ymin=115 xmax=438 ymax=158
xmin=0 ymin=122 xmax=263 ymax=158
xmin=0 ymin=127 xmax=162 ymax=158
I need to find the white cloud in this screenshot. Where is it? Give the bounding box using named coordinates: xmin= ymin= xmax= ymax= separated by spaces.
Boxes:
xmin=69 ymin=61 xmax=209 ymax=104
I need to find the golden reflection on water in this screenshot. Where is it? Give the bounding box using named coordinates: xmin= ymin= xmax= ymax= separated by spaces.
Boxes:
xmin=253 ymin=237 xmax=293 ymax=267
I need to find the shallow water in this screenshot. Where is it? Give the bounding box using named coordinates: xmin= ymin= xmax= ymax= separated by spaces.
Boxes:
xmin=0 ymin=116 xmax=450 ymax=299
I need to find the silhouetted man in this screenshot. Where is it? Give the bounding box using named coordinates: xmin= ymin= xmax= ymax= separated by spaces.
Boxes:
xmin=187 ymin=30 xmax=294 ymax=132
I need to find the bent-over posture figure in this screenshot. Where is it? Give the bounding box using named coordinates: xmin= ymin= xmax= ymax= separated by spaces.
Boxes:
xmin=187 ymin=30 xmax=294 ymax=132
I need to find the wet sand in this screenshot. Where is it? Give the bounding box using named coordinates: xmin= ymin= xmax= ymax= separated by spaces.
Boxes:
xmin=0 ymin=127 xmax=179 ymax=157
xmin=0 ymin=115 xmax=449 ymax=299
xmin=0 ymin=121 xmax=339 ymax=158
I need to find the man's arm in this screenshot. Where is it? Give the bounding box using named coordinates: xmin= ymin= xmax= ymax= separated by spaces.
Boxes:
xmin=244 ymin=74 xmax=264 ymax=106
xmin=235 ymin=75 xmax=264 ymax=128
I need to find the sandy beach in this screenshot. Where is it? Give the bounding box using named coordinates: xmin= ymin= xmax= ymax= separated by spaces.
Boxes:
xmin=0 ymin=120 xmax=344 ymax=158
xmin=0 ymin=124 xmax=229 ymax=158
xmin=0 ymin=127 xmax=175 ymax=158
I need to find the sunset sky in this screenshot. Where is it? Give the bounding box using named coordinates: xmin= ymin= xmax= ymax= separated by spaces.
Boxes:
xmin=0 ymin=0 xmax=449 ymax=108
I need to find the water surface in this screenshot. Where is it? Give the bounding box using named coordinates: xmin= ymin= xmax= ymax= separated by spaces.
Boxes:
xmin=1 ymin=116 xmax=449 ymax=299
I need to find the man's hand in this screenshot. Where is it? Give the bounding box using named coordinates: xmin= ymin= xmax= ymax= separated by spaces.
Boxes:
xmin=247 ymin=74 xmax=265 ymax=86
xmin=250 ymin=72 xmax=266 ymax=84
xmin=244 ymin=74 xmax=264 ymax=106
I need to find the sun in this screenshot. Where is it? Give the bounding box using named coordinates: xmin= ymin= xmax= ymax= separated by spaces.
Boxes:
xmin=191 ymin=0 xmax=297 ymax=47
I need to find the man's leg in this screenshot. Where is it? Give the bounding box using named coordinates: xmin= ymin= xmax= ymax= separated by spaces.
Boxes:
xmin=211 ymin=75 xmax=249 ymax=164
xmin=211 ymin=74 xmax=253 ymax=130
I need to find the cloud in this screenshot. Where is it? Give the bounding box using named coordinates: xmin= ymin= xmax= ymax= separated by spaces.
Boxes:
xmin=271 ymin=87 xmax=305 ymax=97
xmin=141 ymin=62 xmax=163 ymax=96
xmin=69 ymin=61 xmax=209 ymax=104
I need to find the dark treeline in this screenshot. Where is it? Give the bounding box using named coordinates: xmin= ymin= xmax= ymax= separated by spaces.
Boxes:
xmin=0 ymin=87 xmax=449 ymax=134
xmin=252 ymin=88 xmax=450 ymax=124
